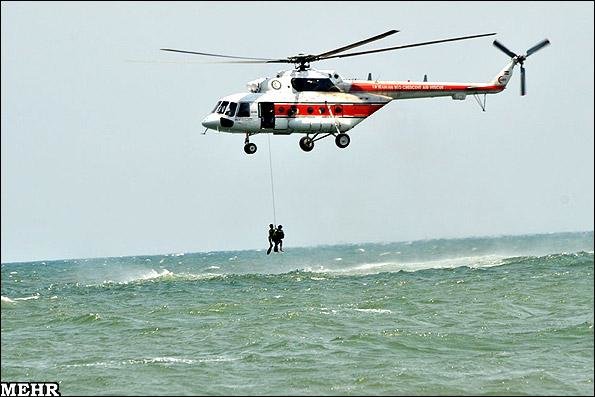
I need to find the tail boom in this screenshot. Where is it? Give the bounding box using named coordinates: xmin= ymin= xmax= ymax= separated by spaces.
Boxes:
xmin=348 ymin=80 xmax=505 ymax=100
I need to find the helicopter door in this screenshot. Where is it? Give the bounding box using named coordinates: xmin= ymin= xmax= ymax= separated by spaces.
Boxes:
xmin=259 ymin=102 xmax=275 ymax=129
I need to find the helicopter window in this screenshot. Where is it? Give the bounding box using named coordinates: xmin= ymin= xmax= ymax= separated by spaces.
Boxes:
xmin=307 ymin=106 xmax=314 ymax=114
xmin=291 ymin=78 xmax=340 ymax=92
xmin=216 ymin=101 xmax=229 ymax=114
xmin=225 ymin=102 xmax=237 ymax=117
xmin=212 ymin=101 xmax=221 ymax=113
xmin=237 ymin=102 xmax=251 ymax=117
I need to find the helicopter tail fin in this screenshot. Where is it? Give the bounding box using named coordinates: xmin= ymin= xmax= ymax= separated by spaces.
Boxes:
xmin=490 ymin=60 xmax=515 ymax=87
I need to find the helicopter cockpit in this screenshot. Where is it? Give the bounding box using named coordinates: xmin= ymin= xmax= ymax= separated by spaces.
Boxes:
xmin=211 ymin=100 xmax=251 ymax=116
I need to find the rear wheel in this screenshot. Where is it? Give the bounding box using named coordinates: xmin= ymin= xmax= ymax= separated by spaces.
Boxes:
xmin=335 ymin=133 xmax=350 ymax=148
xmin=299 ymin=137 xmax=314 ymax=152
xmin=244 ymin=143 xmax=257 ymax=154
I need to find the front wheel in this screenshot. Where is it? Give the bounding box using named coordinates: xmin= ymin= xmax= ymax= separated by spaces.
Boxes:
xmin=244 ymin=143 xmax=257 ymax=154
xmin=299 ymin=136 xmax=314 ymax=152
xmin=335 ymin=133 xmax=350 ymax=148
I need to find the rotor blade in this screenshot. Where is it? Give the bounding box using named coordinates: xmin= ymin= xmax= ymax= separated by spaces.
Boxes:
xmin=493 ymin=40 xmax=517 ymax=58
xmin=314 ymin=29 xmax=399 ymax=59
xmin=319 ymin=33 xmax=497 ymax=60
xmin=520 ymin=64 xmax=526 ymax=96
xmin=526 ymin=39 xmax=550 ymax=57
xmin=198 ymin=59 xmax=290 ymax=64
xmin=160 ymin=48 xmax=281 ymax=61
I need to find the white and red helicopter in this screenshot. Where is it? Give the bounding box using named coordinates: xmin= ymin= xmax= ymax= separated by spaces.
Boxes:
xmin=162 ymin=31 xmax=549 ymax=154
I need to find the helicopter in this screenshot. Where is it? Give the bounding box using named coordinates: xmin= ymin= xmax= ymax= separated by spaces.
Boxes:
xmin=161 ymin=30 xmax=550 ymax=154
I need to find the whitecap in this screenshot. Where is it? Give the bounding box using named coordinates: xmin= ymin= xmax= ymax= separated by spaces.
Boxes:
xmin=13 ymin=295 xmax=40 ymax=301
xmin=327 ymin=254 xmax=507 ymax=276
xmin=354 ymin=308 xmax=392 ymax=314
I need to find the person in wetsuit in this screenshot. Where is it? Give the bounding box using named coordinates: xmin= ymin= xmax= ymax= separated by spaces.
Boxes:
xmin=273 ymin=225 xmax=284 ymax=253
xmin=267 ymin=224 xmax=275 ymax=255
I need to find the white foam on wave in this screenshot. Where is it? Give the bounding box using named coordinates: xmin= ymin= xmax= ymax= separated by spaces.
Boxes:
xmin=110 ymin=269 xmax=173 ymax=284
xmin=2 ymin=294 xmax=40 ymax=303
xmin=325 ymin=254 xmax=508 ymax=276
xmin=353 ymin=308 xmax=392 ymax=314
xmin=95 ymin=268 xmax=224 ymax=286
xmin=63 ymin=355 xmax=239 ymax=368
xmin=13 ymin=295 xmax=40 ymax=301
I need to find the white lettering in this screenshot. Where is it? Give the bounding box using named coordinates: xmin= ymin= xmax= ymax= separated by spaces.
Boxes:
xmin=29 ymin=384 xmax=44 ymax=396
xmin=45 ymin=384 xmax=60 ymax=397
xmin=18 ymin=384 xmax=29 ymax=396
xmin=1 ymin=383 xmax=17 ymax=396
xmin=0 ymin=382 xmax=60 ymax=397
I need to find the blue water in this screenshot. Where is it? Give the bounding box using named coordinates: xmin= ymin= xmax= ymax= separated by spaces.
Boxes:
xmin=1 ymin=231 xmax=593 ymax=395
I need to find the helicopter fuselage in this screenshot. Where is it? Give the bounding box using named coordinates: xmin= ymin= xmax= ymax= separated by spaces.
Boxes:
xmin=201 ymin=66 xmax=510 ymax=147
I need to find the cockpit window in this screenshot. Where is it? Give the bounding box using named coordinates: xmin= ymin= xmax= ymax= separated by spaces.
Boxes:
xmin=291 ymin=78 xmax=340 ymax=92
xmin=225 ymin=102 xmax=237 ymax=117
xmin=237 ymin=102 xmax=251 ymax=117
xmin=216 ymin=101 xmax=229 ymax=114
xmin=212 ymin=101 xmax=221 ymax=113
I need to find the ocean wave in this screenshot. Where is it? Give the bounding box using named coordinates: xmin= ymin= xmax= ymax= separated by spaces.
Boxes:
xmin=305 ymin=251 xmax=593 ymax=277
xmin=353 ymin=308 xmax=392 ymax=314
xmin=71 ymin=251 xmax=593 ymax=288
xmin=62 ymin=355 xmax=239 ymax=368
xmin=1 ymin=294 xmax=40 ymax=303
xmin=88 ymin=269 xmax=225 ymax=286
xmin=1 ymin=296 xmax=15 ymax=304
xmin=310 ymin=254 xmax=508 ymax=276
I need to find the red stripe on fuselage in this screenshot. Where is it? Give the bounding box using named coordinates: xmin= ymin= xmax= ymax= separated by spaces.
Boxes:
xmin=273 ymin=103 xmax=386 ymax=118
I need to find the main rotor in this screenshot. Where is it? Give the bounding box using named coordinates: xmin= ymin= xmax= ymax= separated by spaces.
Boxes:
xmin=161 ymin=30 xmax=497 ymax=71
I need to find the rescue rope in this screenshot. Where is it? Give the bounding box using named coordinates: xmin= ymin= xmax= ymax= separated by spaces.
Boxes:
xmin=267 ymin=134 xmax=277 ymax=226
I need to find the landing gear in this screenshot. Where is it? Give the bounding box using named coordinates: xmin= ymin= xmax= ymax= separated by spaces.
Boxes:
xmin=335 ymin=133 xmax=350 ymax=148
xmin=244 ymin=143 xmax=257 ymax=154
xmin=298 ymin=132 xmax=351 ymax=151
xmin=299 ymin=136 xmax=314 ymax=152
xmin=243 ymin=133 xmax=257 ymax=155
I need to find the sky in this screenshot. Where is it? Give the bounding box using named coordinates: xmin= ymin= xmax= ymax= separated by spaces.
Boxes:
xmin=1 ymin=1 xmax=593 ymax=263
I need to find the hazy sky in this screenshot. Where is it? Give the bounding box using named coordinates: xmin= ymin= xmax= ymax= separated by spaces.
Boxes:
xmin=1 ymin=1 xmax=593 ymax=263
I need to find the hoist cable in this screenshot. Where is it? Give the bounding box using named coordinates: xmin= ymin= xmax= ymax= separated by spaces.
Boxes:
xmin=267 ymin=134 xmax=277 ymax=226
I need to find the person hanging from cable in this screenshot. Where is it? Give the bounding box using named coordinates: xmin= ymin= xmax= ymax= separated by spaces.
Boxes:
xmin=273 ymin=225 xmax=285 ymax=253
xmin=267 ymin=224 xmax=276 ymax=255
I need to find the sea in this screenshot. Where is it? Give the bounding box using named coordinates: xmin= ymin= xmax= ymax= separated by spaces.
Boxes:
xmin=1 ymin=231 xmax=593 ymax=396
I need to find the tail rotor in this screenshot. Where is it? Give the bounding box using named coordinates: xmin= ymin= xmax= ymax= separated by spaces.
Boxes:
xmin=493 ymin=38 xmax=550 ymax=96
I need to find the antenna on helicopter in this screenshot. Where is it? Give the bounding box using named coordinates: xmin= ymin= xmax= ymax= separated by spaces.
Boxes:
xmin=492 ymin=39 xmax=550 ymax=95
xmin=423 ymin=74 xmax=428 ymax=82
xmin=367 ymin=73 xmax=372 ymax=81
xmin=161 ymin=31 xmax=496 ymax=71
